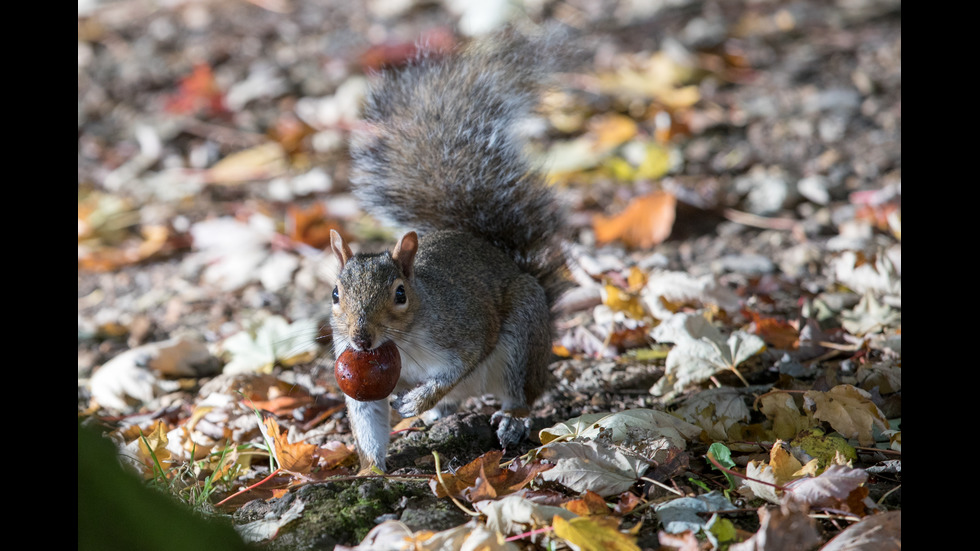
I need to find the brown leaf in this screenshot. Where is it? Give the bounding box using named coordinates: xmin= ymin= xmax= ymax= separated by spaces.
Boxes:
xmin=593 ymin=190 xmax=676 ymax=249
xmin=286 ymin=203 xmax=343 ymax=250
xmin=743 ymin=310 xmax=800 ymax=350
xmin=249 ymin=394 xmax=315 ymax=417
xmin=804 ymin=384 xmax=888 ymax=446
xmin=564 ymin=490 xmax=611 ymax=517
xmin=263 ymin=417 xmax=318 ymax=474
xmin=613 ymin=492 xmax=643 ymax=516
xmin=430 ymin=450 xmax=553 ymax=502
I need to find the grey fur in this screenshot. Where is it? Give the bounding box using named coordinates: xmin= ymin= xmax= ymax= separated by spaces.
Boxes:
xmin=333 ymin=28 xmax=578 ymax=471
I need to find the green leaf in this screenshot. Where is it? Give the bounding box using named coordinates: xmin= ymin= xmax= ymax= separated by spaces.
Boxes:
xmin=707 ymin=442 xmax=738 ymax=489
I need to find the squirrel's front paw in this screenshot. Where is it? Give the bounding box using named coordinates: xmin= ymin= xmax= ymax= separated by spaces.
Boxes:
xmin=392 ymin=383 xmax=439 ymax=418
xmin=491 ymin=410 xmax=531 ymax=451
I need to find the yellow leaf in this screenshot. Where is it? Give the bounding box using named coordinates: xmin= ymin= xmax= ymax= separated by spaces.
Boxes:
xmin=758 ymin=392 xmax=813 ymax=440
xmin=767 ymin=441 xmax=804 ymax=487
xmin=634 ymin=144 xmax=672 ymax=180
xmin=590 ymin=114 xmax=639 ymax=152
xmin=602 ymin=284 xmax=647 ymax=320
xmin=552 ymin=515 xmax=641 ymax=551
xmin=136 ymin=421 xmax=172 ymax=479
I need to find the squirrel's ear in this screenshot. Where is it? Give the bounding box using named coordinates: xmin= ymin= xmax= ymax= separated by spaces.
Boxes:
xmin=392 ymin=231 xmax=419 ymax=278
xmin=330 ymin=229 xmax=353 ymax=269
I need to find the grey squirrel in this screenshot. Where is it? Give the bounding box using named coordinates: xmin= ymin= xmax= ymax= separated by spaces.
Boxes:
xmin=329 ymin=28 xmax=576 ymax=472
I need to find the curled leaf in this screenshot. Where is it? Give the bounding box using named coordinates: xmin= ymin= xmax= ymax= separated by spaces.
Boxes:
xmin=594 ymin=190 xmax=676 ymax=249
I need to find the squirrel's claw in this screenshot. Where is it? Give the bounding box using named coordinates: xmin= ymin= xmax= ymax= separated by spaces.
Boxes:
xmin=491 ymin=410 xmax=531 ymax=451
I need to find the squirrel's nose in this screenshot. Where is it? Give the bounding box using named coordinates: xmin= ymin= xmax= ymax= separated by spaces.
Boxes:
xmin=352 ymin=332 xmax=373 ymax=351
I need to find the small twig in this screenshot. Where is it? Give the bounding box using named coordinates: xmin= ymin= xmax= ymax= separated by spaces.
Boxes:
xmin=505 ymin=526 xmax=554 ymax=542
xmin=722 ymin=208 xmax=799 ymax=231
xmin=815 ymin=341 xmax=859 ymax=352
xmin=640 ymin=477 xmax=685 ymax=496
xmin=809 ymin=511 xmax=862 ymax=523
xmin=705 ymin=452 xmax=792 ymax=493
xmin=877 ymin=484 xmax=901 ymax=505
xmin=215 ymin=467 xmax=282 ymax=506
xmin=433 ymin=451 xmax=481 ymax=517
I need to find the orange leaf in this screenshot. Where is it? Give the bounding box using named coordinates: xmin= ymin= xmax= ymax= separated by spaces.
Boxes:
xmin=613 ymin=492 xmax=643 ymax=516
xmin=263 ymin=417 xmax=318 ymax=474
xmin=743 ymin=310 xmax=800 ymax=350
xmin=249 ymin=394 xmax=315 ymax=417
xmin=564 ymin=490 xmax=611 ymax=516
xmin=165 ymin=63 xmax=227 ymax=116
xmin=286 ymin=203 xmax=343 ymax=250
xmin=593 ymin=191 xmax=676 ymax=249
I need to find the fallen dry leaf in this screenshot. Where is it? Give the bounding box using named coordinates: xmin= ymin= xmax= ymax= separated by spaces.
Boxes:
xmin=783 ymin=464 xmax=870 ymax=515
xmin=205 ymin=142 xmax=289 ymax=185
xmin=430 ymin=450 xmax=553 ymax=502
xmin=164 ymin=63 xmax=227 ymax=116
xmin=757 ymin=391 xmax=814 ymax=441
xmin=594 ymin=190 xmax=676 ymax=249
xmin=728 ymin=503 xmax=821 ymax=551
xmin=563 ymin=490 xmax=612 ymax=517
xmin=820 ymin=510 xmax=900 ymax=551
xmin=537 ymin=441 xmax=650 ymax=497
xmin=552 ymin=514 xmax=641 ymax=551
xmin=286 ymin=203 xmax=344 ymax=249
xmin=743 ymin=310 xmax=800 ymax=350
xmin=803 ymin=384 xmax=888 ymax=446
xmin=263 ymin=417 xmax=318 ymax=474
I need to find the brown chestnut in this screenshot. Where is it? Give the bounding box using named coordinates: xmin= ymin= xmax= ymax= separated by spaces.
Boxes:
xmin=335 ymin=340 xmax=401 ymax=401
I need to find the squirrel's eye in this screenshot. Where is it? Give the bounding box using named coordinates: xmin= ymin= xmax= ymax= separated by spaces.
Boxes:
xmin=332 ymin=286 xmax=339 ymax=304
xmin=394 ymin=284 xmax=406 ymax=304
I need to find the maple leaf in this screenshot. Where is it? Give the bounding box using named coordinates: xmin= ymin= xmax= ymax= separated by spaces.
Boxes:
xmin=539 ymin=409 xmax=701 ymax=448
xmin=479 ymin=494 xmax=576 ymax=537
xmin=649 ymin=313 xmax=765 ymax=397
xmin=783 ymin=464 xmax=871 ymax=515
xmin=738 ymin=441 xmax=804 ymax=504
xmin=263 ymin=417 xmax=318 ymax=474
xmin=642 ymin=274 xmax=740 ymax=321
xmin=538 ymin=441 xmax=650 ymax=497
xmin=429 ymin=450 xmax=553 ymax=502
xmin=803 ymin=384 xmax=888 ymax=446
xmin=119 ymin=420 xmax=172 ymax=479
xmin=675 ymin=387 xmax=752 ymax=442
xmin=758 ymin=391 xmax=816 ymax=441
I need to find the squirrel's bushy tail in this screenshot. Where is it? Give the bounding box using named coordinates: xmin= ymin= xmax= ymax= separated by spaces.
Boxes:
xmin=350 ymin=27 xmax=578 ymax=307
